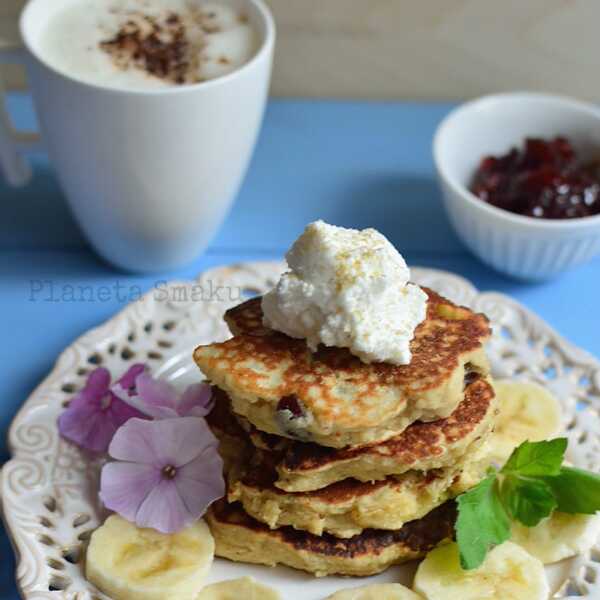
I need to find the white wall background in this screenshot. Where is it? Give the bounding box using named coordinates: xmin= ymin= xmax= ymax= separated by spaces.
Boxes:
xmin=1 ymin=0 xmax=598 ymax=101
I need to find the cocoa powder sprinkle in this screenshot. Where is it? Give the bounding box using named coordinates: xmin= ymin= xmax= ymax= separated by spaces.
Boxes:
xmin=99 ymin=12 xmax=201 ymax=85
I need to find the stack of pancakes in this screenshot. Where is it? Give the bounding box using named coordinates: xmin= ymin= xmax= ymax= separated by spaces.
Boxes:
xmin=194 ymin=287 xmax=496 ymax=577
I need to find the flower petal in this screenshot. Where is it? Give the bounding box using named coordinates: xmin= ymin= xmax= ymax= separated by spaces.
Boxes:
xmin=84 ymin=368 xmax=111 ymax=397
xmin=118 ymin=364 xmax=147 ymax=392
xmin=59 ymin=397 xmax=115 ymax=453
xmin=99 ymin=461 xmax=161 ymax=521
xmin=58 ymin=367 xmax=149 ymax=453
xmin=107 ymin=417 xmax=215 ymax=468
xmin=136 ymin=373 xmax=179 ymax=411
xmin=135 ymin=478 xmax=192 ymax=533
xmin=178 ymin=444 xmax=225 ymax=481
xmin=178 ymin=383 xmax=214 ymax=417
xmin=113 ymin=392 xmax=179 ymax=420
xmin=83 ymin=418 xmax=121 ymax=453
xmin=107 ymin=394 xmax=149 ymax=424
xmin=108 ymin=418 xmax=165 ymax=465
xmin=110 ymin=364 xmax=147 ymax=404
xmin=174 ymin=450 xmax=225 ymax=518
xmin=158 ymin=417 xmax=218 ymax=468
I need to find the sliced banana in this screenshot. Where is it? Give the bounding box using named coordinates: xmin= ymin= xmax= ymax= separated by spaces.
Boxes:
xmin=511 ymin=511 xmax=600 ymax=564
xmin=413 ymin=541 xmax=549 ymax=600
xmin=326 ymin=582 xmax=423 ymax=599
xmin=86 ymin=515 xmax=214 ymax=600
xmin=198 ymin=576 xmax=281 ymax=599
xmin=488 ymin=380 xmax=562 ymax=467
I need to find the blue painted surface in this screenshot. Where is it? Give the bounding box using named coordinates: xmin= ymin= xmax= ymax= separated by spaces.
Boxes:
xmin=1 ymin=94 xmax=599 ymax=599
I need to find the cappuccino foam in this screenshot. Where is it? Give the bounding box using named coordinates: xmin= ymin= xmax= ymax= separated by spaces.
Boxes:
xmin=38 ymin=0 xmax=258 ymax=90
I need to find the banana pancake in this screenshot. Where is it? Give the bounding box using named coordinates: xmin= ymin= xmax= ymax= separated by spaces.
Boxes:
xmin=206 ymin=499 xmax=457 ymax=577
xmin=226 ymin=448 xmax=486 ymax=538
xmin=208 ymin=375 xmax=497 ymax=492
xmin=194 ymin=287 xmax=491 ymax=448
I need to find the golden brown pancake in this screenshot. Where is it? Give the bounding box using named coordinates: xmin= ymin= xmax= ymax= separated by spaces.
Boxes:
xmin=226 ymin=449 xmax=484 ymax=538
xmin=208 ymin=375 xmax=497 ymax=492
xmin=207 ymin=377 xmax=493 ymax=537
xmin=206 ymin=499 xmax=456 ymax=577
xmin=194 ymin=287 xmax=491 ymax=448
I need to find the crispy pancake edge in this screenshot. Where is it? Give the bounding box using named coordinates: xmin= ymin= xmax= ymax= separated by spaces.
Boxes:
xmin=207 ymin=375 xmax=497 ymax=492
xmin=227 ymin=460 xmax=475 ymax=538
xmin=206 ymin=499 xmax=456 ymax=577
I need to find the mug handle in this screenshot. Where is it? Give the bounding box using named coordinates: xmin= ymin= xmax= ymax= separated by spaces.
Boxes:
xmin=0 ymin=47 xmax=43 ymax=186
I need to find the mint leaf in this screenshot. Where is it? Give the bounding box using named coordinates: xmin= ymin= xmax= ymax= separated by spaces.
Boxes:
xmin=456 ymin=473 xmax=511 ymax=570
xmin=543 ymin=466 xmax=600 ymax=514
xmin=502 ymin=438 xmax=567 ymax=477
xmin=455 ymin=438 xmax=600 ymax=570
xmin=500 ymin=476 xmax=557 ymax=526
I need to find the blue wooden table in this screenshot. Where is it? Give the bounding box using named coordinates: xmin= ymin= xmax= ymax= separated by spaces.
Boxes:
xmin=1 ymin=95 xmax=599 ymax=598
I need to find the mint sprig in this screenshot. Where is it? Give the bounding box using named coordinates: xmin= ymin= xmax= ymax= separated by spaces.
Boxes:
xmin=502 ymin=438 xmax=566 ymax=477
xmin=500 ymin=477 xmax=557 ymax=526
xmin=456 ymin=474 xmax=510 ymax=570
xmin=543 ymin=466 xmax=600 ymax=514
xmin=456 ymin=438 xmax=600 ymax=570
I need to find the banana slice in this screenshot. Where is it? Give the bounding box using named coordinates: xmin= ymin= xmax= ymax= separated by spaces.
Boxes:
xmin=198 ymin=576 xmax=281 ymax=599
xmin=326 ymin=583 xmax=423 ymax=599
xmin=489 ymin=380 xmax=562 ymax=467
xmin=511 ymin=511 xmax=600 ymax=564
xmin=86 ymin=515 xmax=214 ymax=600
xmin=413 ymin=541 xmax=549 ymax=600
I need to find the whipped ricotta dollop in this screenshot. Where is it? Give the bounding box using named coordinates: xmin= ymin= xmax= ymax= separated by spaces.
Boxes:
xmin=261 ymin=221 xmax=428 ymax=365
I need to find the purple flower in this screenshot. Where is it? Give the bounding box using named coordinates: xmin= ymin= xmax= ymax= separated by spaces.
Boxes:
xmin=112 ymin=373 xmax=213 ymax=419
xmin=58 ymin=365 xmax=147 ymax=453
xmin=99 ymin=417 xmax=224 ymax=533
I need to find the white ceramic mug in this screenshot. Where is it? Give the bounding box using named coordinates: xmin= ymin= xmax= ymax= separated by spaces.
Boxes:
xmin=0 ymin=0 xmax=274 ymax=272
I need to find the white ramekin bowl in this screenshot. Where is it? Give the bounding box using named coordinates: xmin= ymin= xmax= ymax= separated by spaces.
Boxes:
xmin=433 ymin=92 xmax=600 ymax=280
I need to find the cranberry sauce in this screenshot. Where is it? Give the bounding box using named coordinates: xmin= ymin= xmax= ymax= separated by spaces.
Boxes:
xmin=470 ymin=137 xmax=600 ymax=219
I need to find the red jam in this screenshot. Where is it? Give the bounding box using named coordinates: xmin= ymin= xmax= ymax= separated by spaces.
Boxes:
xmin=470 ymin=137 xmax=600 ymax=219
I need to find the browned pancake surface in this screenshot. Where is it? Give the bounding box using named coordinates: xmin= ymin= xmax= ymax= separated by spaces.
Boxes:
xmin=196 ymin=287 xmax=491 ymax=447
xmin=208 ymin=375 xmax=495 ymax=491
xmin=264 ymin=374 xmax=491 ymax=470
xmin=224 ymin=288 xmax=489 ymax=394
xmin=232 ymin=444 xmax=445 ymax=504
xmin=209 ymin=499 xmax=456 ymax=558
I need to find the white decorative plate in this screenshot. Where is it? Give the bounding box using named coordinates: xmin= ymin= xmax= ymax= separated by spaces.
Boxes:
xmin=2 ymin=262 xmax=600 ymax=599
